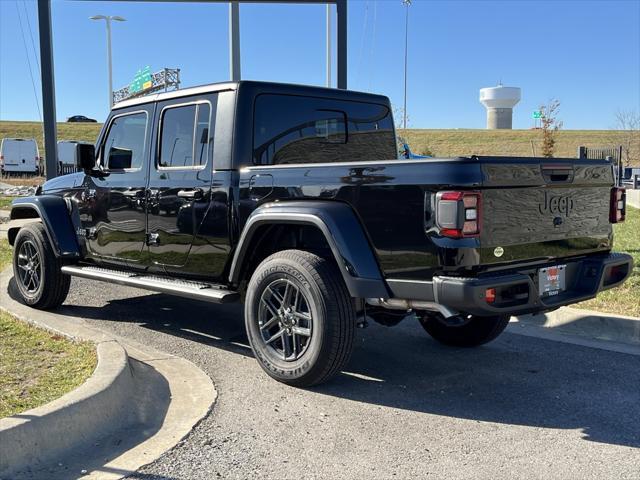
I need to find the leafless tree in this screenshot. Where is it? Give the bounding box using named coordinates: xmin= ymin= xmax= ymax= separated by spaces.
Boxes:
xmin=614 ymin=109 xmax=640 ymax=166
xmin=540 ymin=99 xmax=563 ymax=158
xmin=392 ymin=105 xmax=410 ymax=133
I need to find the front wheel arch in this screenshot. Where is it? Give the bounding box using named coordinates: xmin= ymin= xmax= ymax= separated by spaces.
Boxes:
xmin=8 ymin=197 xmax=81 ymax=258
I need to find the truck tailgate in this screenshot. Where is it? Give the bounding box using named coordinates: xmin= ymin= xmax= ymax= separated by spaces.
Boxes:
xmin=479 ymin=157 xmax=614 ymax=264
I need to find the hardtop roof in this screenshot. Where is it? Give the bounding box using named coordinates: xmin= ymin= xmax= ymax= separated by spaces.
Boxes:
xmin=112 ymin=80 xmax=390 ymax=110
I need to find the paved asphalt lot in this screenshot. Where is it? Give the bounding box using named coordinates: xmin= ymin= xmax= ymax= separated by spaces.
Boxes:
xmin=54 ymin=278 xmax=640 ymax=479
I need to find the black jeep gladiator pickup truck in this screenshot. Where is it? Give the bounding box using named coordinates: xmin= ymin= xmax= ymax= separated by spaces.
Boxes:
xmin=8 ymin=81 xmax=633 ymax=386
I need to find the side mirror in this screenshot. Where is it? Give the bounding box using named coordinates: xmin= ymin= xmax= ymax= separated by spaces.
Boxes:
xmin=77 ymin=144 xmax=96 ymax=171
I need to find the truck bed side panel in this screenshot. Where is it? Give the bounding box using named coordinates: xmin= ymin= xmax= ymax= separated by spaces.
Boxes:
xmin=238 ymin=159 xmax=483 ymax=280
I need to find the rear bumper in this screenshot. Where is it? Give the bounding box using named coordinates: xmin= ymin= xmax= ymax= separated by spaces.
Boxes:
xmin=385 ymin=252 xmax=633 ymax=317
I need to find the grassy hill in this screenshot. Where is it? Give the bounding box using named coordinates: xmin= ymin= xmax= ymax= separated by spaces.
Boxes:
xmin=0 ymin=120 xmax=634 ymax=163
xmin=400 ymin=128 xmax=633 ymax=161
xmin=0 ymin=121 xmax=102 ymax=158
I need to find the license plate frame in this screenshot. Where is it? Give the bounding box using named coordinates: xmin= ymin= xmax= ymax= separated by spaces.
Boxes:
xmin=538 ymin=264 xmax=566 ymax=298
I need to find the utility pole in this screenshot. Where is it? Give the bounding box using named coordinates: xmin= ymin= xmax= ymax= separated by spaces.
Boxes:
xmin=326 ymin=4 xmax=331 ymax=87
xmin=336 ymin=0 xmax=347 ymax=89
xmin=90 ymin=15 xmax=126 ymax=109
xmin=229 ymin=1 xmax=241 ymax=81
xmin=37 ymin=0 xmax=57 ymax=180
xmin=402 ymin=0 xmax=411 ymax=130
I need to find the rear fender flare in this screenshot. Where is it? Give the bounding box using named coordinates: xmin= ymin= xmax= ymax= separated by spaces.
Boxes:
xmin=8 ymin=196 xmax=81 ymax=258
xmin=229 ymin=201 xmax=388 ymax=299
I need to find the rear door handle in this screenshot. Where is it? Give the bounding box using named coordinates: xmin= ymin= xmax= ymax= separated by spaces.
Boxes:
xmin=177 ymin=188 xmax=204 ymax=200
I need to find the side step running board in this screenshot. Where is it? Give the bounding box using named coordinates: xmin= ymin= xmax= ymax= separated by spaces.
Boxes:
xmin=61 ymin=265 xmax=240 ymax=304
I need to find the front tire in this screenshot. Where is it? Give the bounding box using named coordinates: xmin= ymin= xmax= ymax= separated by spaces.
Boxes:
xmin=12 ymin=223 xmax=71 ymax=309
xmin=245 ymin=250 xmax=355 ymax=387
xmin=417 ymin=312 xmax=510 ymax=347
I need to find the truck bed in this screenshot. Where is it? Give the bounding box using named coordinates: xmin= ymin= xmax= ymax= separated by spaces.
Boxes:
xmin=239 ymin=155 xmax=615 ymax=281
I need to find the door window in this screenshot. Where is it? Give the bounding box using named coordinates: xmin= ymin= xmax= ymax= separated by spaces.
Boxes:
xmin=102 ymin=112 xmax=148 ymax=170
xmin=158 ymin=102 xmax=211 ymax=169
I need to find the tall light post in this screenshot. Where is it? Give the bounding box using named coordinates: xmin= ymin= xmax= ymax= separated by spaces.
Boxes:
xmin=402 ymin=0 xmax=411 ymax=131
xmin=326 ymin=4 xmax=331 ymax=87
xmin=90 ymin=14 xmax=126 ymax=108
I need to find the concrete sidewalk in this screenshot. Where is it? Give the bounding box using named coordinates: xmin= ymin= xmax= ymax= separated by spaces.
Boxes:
xmin=515 ymin=306 xmax=640 ymax=347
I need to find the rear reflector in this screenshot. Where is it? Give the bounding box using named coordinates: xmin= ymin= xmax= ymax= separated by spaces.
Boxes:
xmin=485 ymin=288 xmax=496 ymax=304
xmin=435 ymin=191 xmax=482 ymax=238
xmin=610 ymin=187 xmax=626 ymax=223
xmin=604 ymin=264 xmax=629 ymax=287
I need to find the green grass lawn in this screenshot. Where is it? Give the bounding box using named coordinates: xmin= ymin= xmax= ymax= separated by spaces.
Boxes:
xmin=0 ymin=197 xmax=16 ymax=210
xmin=0 ymin=239 xmax=96 ymax=418
xmin=578 ymin=205 xmax=640 ymax=317
xmin=0 ymin=239 xmax=11 ymax=269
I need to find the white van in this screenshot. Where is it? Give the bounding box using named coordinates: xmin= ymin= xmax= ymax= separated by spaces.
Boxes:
xmin=57 ymin=140 xmax=89 ymax=174
xmin=0 ymin=138 xmax=40 ymax=175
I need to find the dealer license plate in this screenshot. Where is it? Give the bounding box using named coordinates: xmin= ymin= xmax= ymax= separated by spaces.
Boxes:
xmin=538 ymin=265 xmax=566 ymax=297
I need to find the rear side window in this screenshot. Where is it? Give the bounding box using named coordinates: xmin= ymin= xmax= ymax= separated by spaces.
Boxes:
xmin=253 ymin=94 xmax=396 ymax=165
xmin=102 ymin=112 xmax=148 ymax=170
xmin=159 ymin=102 xmax=211 ymax=169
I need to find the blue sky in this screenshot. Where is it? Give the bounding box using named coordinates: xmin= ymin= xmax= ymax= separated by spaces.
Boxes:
xmin=0 ymin=0 xmax=639 ymax=129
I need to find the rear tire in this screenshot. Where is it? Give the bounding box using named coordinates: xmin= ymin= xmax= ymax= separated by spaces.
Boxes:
xmin=12 ymin=223 xmax=71 ymax=309
xmin=417 ymin=312 xmax=510 ymax=347
xmin=244 ymin=249 xmax=355 ymax=387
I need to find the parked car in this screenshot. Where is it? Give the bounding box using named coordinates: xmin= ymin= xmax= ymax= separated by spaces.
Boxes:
xmin=0 ymin=138 xmax=40 ymax=175
xmin=66 ymin=115 xmax=97 ymax=123
xmin=7 ymin=81 xmax=633 ymax=387
xmin=57 ymin=140 xmax=91 ymax=174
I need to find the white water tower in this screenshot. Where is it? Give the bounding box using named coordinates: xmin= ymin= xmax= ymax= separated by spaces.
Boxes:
xmin=479 ymin=84 xmax=521 ymax=129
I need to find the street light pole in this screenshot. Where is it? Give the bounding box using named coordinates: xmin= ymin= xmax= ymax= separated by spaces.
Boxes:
xmin=326 ymin=4 xmax=331 ymax=87
xmin=90 ymin=15 xmax=126 ymax=109
xmin=229 ymin=2 xmax=241 ymax=81
xmin=37 ymin=0 xmax=58 ymax=180
xmin=402 ymin=0 xmax=411 ymax=131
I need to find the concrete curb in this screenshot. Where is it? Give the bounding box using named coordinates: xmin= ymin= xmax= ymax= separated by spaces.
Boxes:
xmin=0 ymin=269 xmax=217 ymax=479
xmin=0 ymin=340 xmax=132 ymax=476
xmin=515 ymin=306 xmax=640 ymax=346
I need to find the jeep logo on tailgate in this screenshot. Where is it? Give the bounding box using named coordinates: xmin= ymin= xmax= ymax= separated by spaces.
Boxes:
xmin=539 ymin=191 xmax=574 ymax=216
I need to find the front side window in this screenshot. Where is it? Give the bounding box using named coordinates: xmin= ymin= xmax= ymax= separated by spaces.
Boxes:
xmin=253 ymin=94 xmax=396 ymax=165
xmin=159 ymin=103 xmax=210 ymax=169
xmin=102 ymin=112 xmax=148 ymax=170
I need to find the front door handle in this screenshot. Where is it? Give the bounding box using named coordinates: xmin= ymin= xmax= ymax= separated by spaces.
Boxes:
xmin=177 ymin=188 xmax=204 ymax=200
xmin=82 ymin=189 xmax=97 ymax=201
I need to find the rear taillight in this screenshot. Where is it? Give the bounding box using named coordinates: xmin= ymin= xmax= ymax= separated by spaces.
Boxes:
xmin=435 ymin=191 xmax=482 ymax=238
xmin=610 ymin=187 xmax=626 ymax=223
